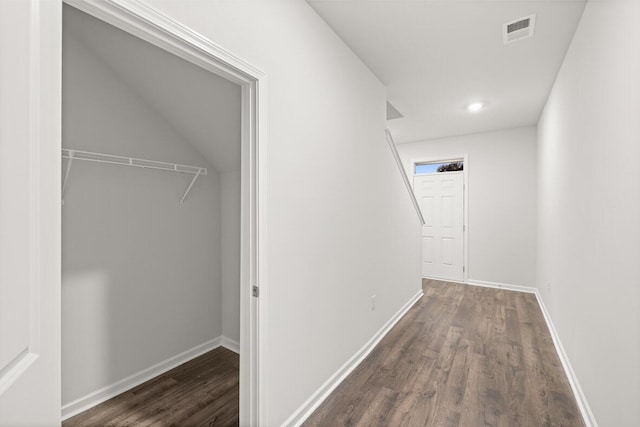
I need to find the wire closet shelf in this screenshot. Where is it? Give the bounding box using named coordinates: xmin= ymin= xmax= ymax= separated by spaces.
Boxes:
xmin=61 ymin=149 xmax=208 ymax=204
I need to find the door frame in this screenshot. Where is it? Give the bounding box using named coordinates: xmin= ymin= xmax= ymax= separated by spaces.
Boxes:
xmin=410 ymin=154 xmax=468 ymax=283
xmin=60 ymin=1 xmax=268 ymax=425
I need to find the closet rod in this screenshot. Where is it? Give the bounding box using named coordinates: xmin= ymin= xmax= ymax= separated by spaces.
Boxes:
xmin=61 ymin=149 xmax=207 ymax=204
xmin=61 ymin=149 xmax=207 ymax=175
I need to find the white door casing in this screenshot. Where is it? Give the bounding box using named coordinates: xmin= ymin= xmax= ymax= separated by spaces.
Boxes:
xmin=60 ymin=0 xmax=267 ymax=425
xmin=1 ymin=0 xmax=267 ymax=425
xmin=414 ymin=172 xmax=464 ymax=281
xmin=0 ymin=0 xmax=62 ymax=425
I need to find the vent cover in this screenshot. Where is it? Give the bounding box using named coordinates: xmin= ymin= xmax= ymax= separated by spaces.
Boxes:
xmin=503 ymin=14 xmax=536 ymax=44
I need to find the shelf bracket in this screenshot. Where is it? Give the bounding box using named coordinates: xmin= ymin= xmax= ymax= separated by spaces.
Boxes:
xmin=180 ymin=168 xmax=203 ymax=204
xmin=61 ymin=150 xmax=74 ymax=204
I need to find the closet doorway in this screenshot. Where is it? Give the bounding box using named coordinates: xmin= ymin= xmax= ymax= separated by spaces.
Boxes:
xmin=60 ymin=1 xmax=263 ymax=425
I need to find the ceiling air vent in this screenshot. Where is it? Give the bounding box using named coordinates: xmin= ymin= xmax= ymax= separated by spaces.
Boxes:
xmin=503 ymin=14 xmax=536 ymax=44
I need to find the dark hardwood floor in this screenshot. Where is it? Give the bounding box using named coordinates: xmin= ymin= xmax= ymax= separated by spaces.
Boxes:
xmin=64 ymin=280 xmax=583 ymax=426
xmin=304 ymin=279 xmax=584 ymax=427
xmin=63 ymin=347 xmax=239 ymax=427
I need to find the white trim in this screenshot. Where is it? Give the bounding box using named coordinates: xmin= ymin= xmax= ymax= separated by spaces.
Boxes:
xmin=0 ymin=351 xmax=39 ymax=396
xmin=385 ymin=129 xmax=424 ymax=225
xmin=61 ymin=337 xmax=223 ymax=420
xmin=466 ymin=279 xmax=537 ymax=294
xmin=221 ymin=336 xmax=240 ymax=354
xmin=464 ymin=279 xmax=596 ymax=426
xmin=59 ymin=2 xmax=266 ymax=425
xmin=63 ymin=0 xmax=263 ymax=85
xmin=534 ymin=293 xmax=597 ymax=427
xmin=408 ymin=153 xmax=469 ymax=282
xmin=282 ymin=289 xmax=424 ymax=427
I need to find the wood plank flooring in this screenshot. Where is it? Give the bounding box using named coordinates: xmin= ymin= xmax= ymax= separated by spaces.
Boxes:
xmin=304 ymin=279 xmax=584 ymax=427
xmin=63 ymin=347 xmax=239 ymax=427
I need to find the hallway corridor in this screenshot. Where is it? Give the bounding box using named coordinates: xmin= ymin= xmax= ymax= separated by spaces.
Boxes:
xmin=304 ymin=280 xmax=583 ymax=426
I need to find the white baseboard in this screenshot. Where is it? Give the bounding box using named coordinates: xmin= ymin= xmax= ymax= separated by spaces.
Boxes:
xmin=221 ymin=336 xmax=240 ymax=354
xmin=466 ymin=279 xmax=537 ymax=294
xmin=534 ymin=292 xmax=597 ymax=426
xmin=466 ymin=279 xmax=596 ymax=426
xmin=61 ymin=336 xmax=223 ymax=420
xmin=282 ymin=289 xmax=424 ymax=427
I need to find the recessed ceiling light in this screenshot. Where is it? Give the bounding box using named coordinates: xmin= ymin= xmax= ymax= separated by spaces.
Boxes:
xmin=467 ymin=102 xmax=484 ymax=113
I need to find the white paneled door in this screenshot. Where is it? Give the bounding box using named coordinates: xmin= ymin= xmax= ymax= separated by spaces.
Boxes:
xmin=0 ymin=1 xmax=61 ymax=425
xmin=413 ymin=172 xmax=464 ymax=281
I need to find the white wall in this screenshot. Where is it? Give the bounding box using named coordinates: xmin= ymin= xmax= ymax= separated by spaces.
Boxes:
xmin=397 ymin=127 xmax=538 ymax=287
xmin=62 ymin=33 xmax=222 ymax=405
xmin=221 ymin=170 xmax=241 ymax=343
xmin=537 ymin=1 xmax=640 ymax=425
xmin=140 ymin=1 xmax=422 ymax=424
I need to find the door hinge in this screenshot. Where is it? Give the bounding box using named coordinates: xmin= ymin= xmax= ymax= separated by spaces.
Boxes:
xmin=463 ymin=224 xmax=466 ymax=232
xmin=463 ymin=266 xmax=465 ymax=273
xmin=252 ymin=286 xmax=260 ymax=298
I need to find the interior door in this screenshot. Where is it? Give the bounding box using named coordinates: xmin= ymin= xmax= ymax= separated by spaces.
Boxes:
xmin=413 ymin=172 xmax=464 ymax=281
xmin=0 ymin=1 xmax=62 ymax=425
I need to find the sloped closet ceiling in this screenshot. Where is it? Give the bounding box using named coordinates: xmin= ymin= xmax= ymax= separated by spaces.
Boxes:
xmin=63 ymin=5 xmax=241 ymax=173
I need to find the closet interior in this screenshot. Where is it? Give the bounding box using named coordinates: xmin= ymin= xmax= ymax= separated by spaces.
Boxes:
xmin=61 ymin=4 xmax=242 ymax=424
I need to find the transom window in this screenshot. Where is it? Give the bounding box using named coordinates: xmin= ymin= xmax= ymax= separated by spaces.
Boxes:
xmin=415 ymin=160 xmax=464 ymax=174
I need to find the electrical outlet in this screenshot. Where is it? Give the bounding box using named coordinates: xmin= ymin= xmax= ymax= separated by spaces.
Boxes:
xmin=371 ymin=295 xmax=376 ymax=311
